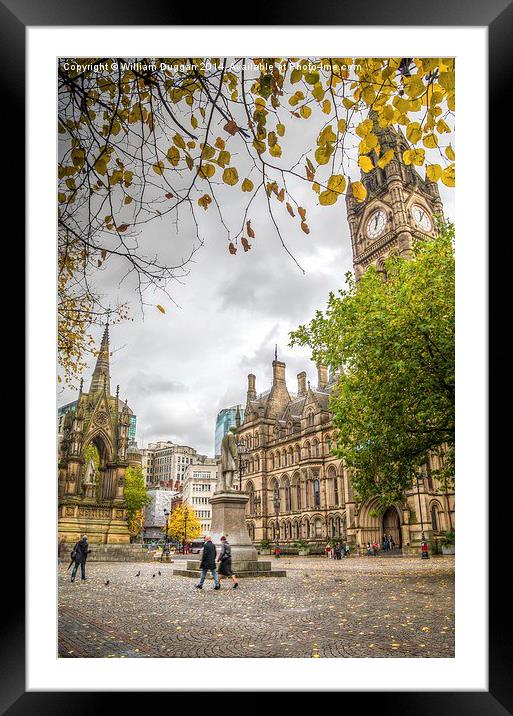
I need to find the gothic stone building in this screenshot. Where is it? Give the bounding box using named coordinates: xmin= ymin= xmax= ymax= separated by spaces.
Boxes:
xmin=238 ymin=119 xmax=454 ymax=552
xmin=58 ymin=325 xmax=134 ymax=544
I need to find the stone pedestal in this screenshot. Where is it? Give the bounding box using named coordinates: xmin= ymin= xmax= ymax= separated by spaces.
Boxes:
xmin=173 ymin=490 xmax=286 ymax=578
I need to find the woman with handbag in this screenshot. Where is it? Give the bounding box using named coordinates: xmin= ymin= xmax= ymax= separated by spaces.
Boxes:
xmin=217 ymin=536 xmax=238 ymax=589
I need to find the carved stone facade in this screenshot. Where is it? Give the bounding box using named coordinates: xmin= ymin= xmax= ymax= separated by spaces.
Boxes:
xmin=58 ymin=325 xmax=132 ymax=544
xmin=239 ymin=118 xmax=454 ymax=552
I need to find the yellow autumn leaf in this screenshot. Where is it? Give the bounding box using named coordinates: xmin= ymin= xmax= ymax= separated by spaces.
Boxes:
xmin=276 ymin=123 xmax=285 ymax=137
xmin=327 ymin=174 xmax=346 ymax=193
xmin=172 ymin=133 xmax=186 ymax=149
xmin=222 ymin=167 xmax=239 ymax=185
xmin=197 ymin=194 xmax=212 ymax=210
xmin=319 ymin=190 xmax=338 ymax=206
xmin=423 ymin=133 xmax=438 ymax=148
xmin=441 ymin=164 xmax=455 ymax=187
xmin=198 ymin=163 xmax=215 ymax=179
xmin=337 ymin=118 xmax=347 ymax=133
xmin=269 ymin=143 xmax=282 ymax=157
xmin=403 ymin=148 xmax=425 ymax=166
xmin=377 ymin=148 xmax=394 ymax=169
xmin=358 ymin=155 xmax=374 ymax=173
xmin=314 ymin=145 xmax=333 ymax=165
xmin=426 ymin=164 xmax=443 ymax=182
xmin=300 ymin=105 xmax=312 ymax=119
xmin=356 ymin=118 xmax=373 ymax=138
xmin=152 ymin=161 xmax=165 ymax=175
xmin=322 ymin=99 xmax=331 ymax=114
xmin=241 ymin=178 xmax=254 ymax=192
xmin=406 ymin=122 xmax=422 ymax=144
xmin=156 ymin=304 xmax=166 ymax=314
xmin=445 ymin=144 xmax=455 ymax=161
xmin=351 ymin=181 xmax=367 ymax=203
xmin=166 ymin=146 xmax=180 ymax=166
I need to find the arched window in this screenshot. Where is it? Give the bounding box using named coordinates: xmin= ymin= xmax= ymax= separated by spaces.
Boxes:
xmin=295 ymin=522 xmax=300 ymax=539
xmin=254 ymin=433 xmax=259 ymax=447
xmin=313 ymin=478 xmax=321 ymax=508
xmin=284 ymin=479 xmax=291 ymax=512
xmin=305 ymin=442 xmax=312 ymax=459
xmin=314 ymin=440 xmax=320 ymax=458
xmin=248 ymin=482 xmax=255 ymax=514
xmin=296 ymin=481 xmax=302 ymax=510
xmin=314 ymin=518 xmax=323 ymax=538
xmin=276 ymin=451 xmax=281 ymax=468
xmin=282 ymin=449 xmax=287 ymax=467
xmin=271 ymin=453 xmax=275 ymax=470
xmin=255 ymin=454 xmax=260 ymax=472
xmin=334 ymin=475 xmax=339 ymax=506
xmin=431 ymin=504 xmax=439 ymax=531
xmin=307 ymin=411 xmax=315 ymax=427
xmin=273 ymin=481 xmax=280 ymax=513
xmin=295 ymin=445 xmax=301 ymax=463
xmin=303 ymin=518 xmax=310 ymax=538
xmin=288 ymin=447 xmax=294 ymax=465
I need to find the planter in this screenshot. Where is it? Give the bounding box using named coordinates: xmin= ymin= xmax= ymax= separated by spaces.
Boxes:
xmin=298 ymin=549 xmax=310 ymax=556
xmin=441 ymin=544 xmax=455 ymax=555
xmin=259 ymin=549 xmax=271 ymax=555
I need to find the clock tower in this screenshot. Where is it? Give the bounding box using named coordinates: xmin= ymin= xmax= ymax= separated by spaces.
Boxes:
xmin=345 ymin=114 xmax=444 ymax=279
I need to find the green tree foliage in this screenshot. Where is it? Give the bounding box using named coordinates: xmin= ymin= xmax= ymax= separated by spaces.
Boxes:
xmin=290 ymin=224 xmax=455 ymax=504
xmin=58 ymin=57 xmax=455 ymax=385
xmin=124 ymin=465 xmax=150 ymax=538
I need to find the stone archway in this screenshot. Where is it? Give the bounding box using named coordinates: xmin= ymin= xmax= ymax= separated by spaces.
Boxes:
xmin=382 ymin=506 xmax=402 ymax=548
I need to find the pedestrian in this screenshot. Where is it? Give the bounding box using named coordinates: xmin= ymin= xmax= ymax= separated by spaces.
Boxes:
xmin=383 ymin=535 xmax=389 ymax=552
xmin=325 ymin=543 xmax=332 ymax=559
xmin=217 ymin=536 xmax=238 ymax=589
xmin=195 ymin=535 xmax=220 ymax=590
xmin=70 ymin=534 xmax=91 ymax=582
xmin=366 ymin=542 xmax=372 ymax=556
xmin=344 ymin=543 xmax=350 ymax=557
xmin=335 ymin=543 xmax=342 ymax=560
xmin=389 ymin=535 xmax=395 ymax=550
xmin=275 ymin=543 xmax=281 ymax=558
xmin=372 ymin=541 xmax=379 ymax=557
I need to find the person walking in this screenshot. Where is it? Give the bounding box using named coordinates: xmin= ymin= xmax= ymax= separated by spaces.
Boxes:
xmin=196 ymin=535 xmax=220 ymax=590
xmin=217 ymin=536 xmax=238 ymax=589
xmin=325 ymin=543 xmax=332 ymax=559
xmin=70 ymin=534 xmax=91 ymax=582
xmin=334 ymin=542 xmax=342 ymax=560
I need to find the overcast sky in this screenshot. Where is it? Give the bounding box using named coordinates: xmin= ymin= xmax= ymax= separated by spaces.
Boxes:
xmin=58 ymin=61 xmax=455 ymax=456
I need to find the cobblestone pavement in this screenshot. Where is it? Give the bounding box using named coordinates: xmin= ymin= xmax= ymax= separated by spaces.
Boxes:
xmin=58 ymin=555 xmax=454 ymax=658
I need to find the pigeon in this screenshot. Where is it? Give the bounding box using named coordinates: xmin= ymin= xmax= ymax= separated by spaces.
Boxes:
xmin=152 ymin=574 xmax=156 ymax=578
xmin=104 ymin=580 xmax=110 ymax=586
xmin=135 ymin=571 xmax=140 ymax=577
xmin=158 ymin=571 xmax=161 ymax=576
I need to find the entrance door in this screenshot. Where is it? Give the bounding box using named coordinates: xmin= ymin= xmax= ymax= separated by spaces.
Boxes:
xmin=382 ymin=506 xmax=402 ymax=548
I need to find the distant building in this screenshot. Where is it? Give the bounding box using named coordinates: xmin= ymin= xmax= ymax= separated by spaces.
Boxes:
xmin=141 ymin=441 xmax=209 ymax=491
xmin=58 ymin=399 xmax=137 ymax=444
xmin=183 ymin=459 xmax=218 ymax=534
xmin=214 ymin=405 xmax=244 ymax=457
xmin=143 ymin=487 xmax=180 ymax=542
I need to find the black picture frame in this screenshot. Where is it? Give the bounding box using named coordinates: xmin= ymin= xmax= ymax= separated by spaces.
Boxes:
xmin=8 ymin=0 xmax=506 ymax=711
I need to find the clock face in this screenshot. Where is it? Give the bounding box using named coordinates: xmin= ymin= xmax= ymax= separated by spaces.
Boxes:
xmin=412 ymin=204 xmax=432 ymax=231
xmin=366 ymin=209 xmax=387 ymax=239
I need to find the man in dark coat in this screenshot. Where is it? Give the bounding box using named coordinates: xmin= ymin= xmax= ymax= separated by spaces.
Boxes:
xmin=196 ymin=535 xmax=220 ymax=590
xmin=70 ymin=534 xmax=91 ymax=582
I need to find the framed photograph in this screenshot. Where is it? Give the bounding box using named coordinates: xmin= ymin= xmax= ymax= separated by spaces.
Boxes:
xmin=8 ymin=0 xmax=505 ymax=709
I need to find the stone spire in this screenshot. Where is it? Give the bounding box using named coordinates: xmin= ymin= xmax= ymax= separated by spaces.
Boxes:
xmin=89 ymin=322 xmax=111 ymax=393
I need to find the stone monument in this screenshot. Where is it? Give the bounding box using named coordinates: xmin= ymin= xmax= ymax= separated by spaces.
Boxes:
xmin=173 ymin=429 xmax=285 ymax=579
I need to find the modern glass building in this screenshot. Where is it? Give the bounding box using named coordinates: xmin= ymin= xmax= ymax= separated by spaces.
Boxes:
xmin=58 ymin=399 xmax=137 ymax=442
xmin=214 ymin=405 xmax=244 ymax=457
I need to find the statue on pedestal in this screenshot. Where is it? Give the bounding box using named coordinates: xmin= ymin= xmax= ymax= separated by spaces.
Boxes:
xmin=216 ymin=428 xmax=238 ymax=493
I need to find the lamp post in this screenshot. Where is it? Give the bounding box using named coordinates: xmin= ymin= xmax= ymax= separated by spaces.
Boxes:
xmin=161 ymin=509 xmax=170 ymax=562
